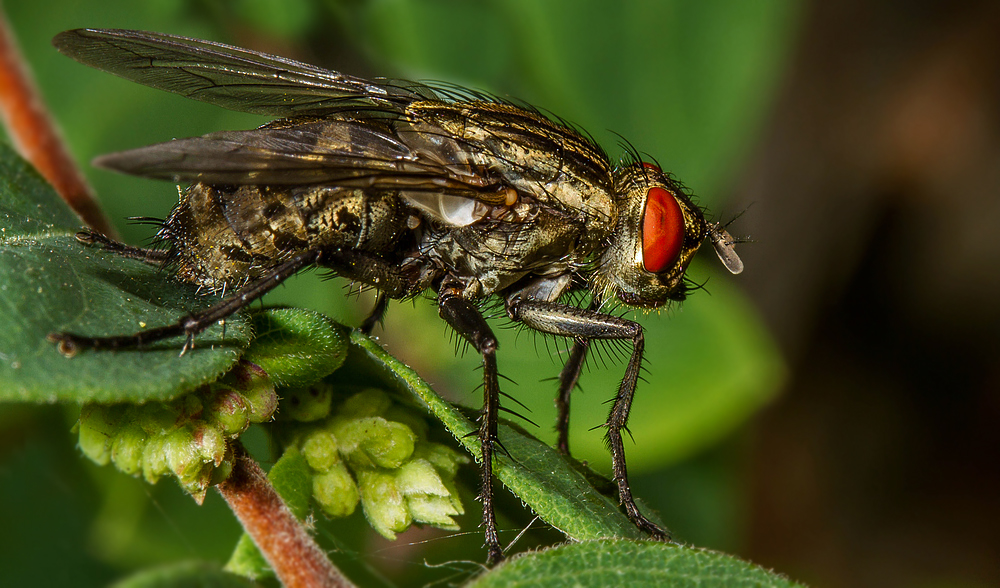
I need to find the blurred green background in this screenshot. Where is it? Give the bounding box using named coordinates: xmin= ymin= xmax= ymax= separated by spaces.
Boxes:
xmin=3 ymin=1 xmax=998 ymax=587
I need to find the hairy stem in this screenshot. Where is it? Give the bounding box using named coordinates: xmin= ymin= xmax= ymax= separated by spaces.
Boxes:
xmin=217 ymin=444 xmax=354 ymax=588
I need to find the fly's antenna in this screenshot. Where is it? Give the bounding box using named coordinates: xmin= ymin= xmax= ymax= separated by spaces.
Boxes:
xmin=706 ymin=203 xmax=753 ymax=275
xmin=707 ymin=222 xmax=744 ymax=275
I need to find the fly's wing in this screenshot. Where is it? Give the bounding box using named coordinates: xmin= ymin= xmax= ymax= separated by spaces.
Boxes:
xmin=94 ymin=118 xmax=493 ymax=197
xmin=53 ymin=29 xmax=430 ymax=116
xmin=56 ymin=29 xmax=614 ymax=226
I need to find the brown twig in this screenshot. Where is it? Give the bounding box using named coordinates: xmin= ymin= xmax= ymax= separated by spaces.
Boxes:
xmin=0 ymin=12 xmax=117 ymax=237
xmin=217 ymin=444 xmax=354 ymax=588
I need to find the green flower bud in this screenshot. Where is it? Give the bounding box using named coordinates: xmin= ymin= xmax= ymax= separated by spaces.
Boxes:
xmin=78 ymin=404 xmax=126 ymax=465
xmin=312 ymin=462 xmax=359 ymax=518
xmin=301 ymin=428 xmax=339 ymax=472
xmin=174 ymin=393 xmax=204 ymax=421
xmin=407 ymin=494 xmax=462 ymax=530
xmin=134 ymin=402 xmax=180 ymax=435
xmin=362 ymin=420 xmax=417 ymax=469
xmin=396 ymin=459 xmax=463 ymax=529
xmin=412 ymin=441 xmax=469 ymax=480
xmin=281 ymin=382 xmax=333 ymax=422
xmin=384 ymin=405 xmax=429 ymax=440
xmin=338 ymin=388 xmax=392 ymax=419
xmin=357 ymin=470 xmax=410 ymax=540
xmin=165 ymin=423 xmax=226 ymax=486
xmin=395 ymin=459 xmax=451 ymax=497
xmin=110 ymin=424 xmax=148 ymax=476
xmin=332 ymin=417 xmax=415 ymax=469
xmin=183 ymin=464 xmax=216 ymax=503
xmin=193 ymin=422 xmax=228 ymax=468
xmin=204 ymin=386 xmax=251 ymax=437
xmin=271 ymin=384 xmax=471 ymax=538
xmin=210 ymin=457 xmax=234 ymax=486
xmin=225 ymin=361 xmax=278 ymax=422
xmin=141 ymin=433 xmax=170 ymax=484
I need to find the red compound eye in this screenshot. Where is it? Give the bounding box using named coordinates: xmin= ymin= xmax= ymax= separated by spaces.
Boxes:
xmin=642 ymin=187 xmax=685 ymax=273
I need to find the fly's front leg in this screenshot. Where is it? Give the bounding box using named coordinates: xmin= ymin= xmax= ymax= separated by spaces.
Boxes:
xmin=437 ymin=288 xmax=504 ymax=564
xmin=506 ymin=297 xmax=668 ymax=541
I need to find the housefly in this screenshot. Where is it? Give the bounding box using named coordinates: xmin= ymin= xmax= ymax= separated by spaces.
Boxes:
xmin=47 ymin=29 xmax=743 ymax=563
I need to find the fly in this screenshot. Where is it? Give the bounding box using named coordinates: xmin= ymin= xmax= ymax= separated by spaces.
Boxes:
xmin=46 ymin=28 xmax=743 ymax=564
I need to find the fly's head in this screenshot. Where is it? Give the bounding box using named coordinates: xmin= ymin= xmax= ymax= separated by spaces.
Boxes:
xmin=595 ymin=163 xmax=742 ymax=309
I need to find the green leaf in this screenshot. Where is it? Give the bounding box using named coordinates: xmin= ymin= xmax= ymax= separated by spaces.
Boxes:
xmin=0 ymin=143 xmax=251 ymax=403
xmin=111 ymin=561 xmax=259 ymax=588
xmin=225 ymin=447 xmax=313 ymax=581
xmin=0 ymin=142 xmax=81 ymax=234
xmin=244 ymin=307 xmax=348 ymax=388
xmin=344 ymin=330 xmax=657 ymax=541
xmin=467 ymin=540 xmax=805 ymax=588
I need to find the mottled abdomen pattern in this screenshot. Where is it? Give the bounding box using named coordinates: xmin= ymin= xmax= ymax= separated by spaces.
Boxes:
xmin=159 ymin=183 xmax=409 ymax=292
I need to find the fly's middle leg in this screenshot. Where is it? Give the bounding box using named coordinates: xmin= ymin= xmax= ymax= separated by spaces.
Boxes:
xmin=437 ymin=289 xmax=504 ymax=565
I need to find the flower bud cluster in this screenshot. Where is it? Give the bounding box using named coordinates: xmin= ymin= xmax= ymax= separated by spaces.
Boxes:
xmin=76 ymin=361 xmax=277 ymax=500
xmin=286 ymin=386 xmax=469 ymax=539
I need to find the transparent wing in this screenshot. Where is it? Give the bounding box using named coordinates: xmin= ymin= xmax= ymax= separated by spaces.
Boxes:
xmin=93 ymin=119 xmax=493 ymax=196
xmin=53 ymin=28 xmax=431 ymax=116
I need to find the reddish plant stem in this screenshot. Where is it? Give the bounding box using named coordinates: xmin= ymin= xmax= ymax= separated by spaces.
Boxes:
xmin=0 ymin=12 xmax=117 ymax=238
xmin=218 ymin=444 xmax=354 ymax=588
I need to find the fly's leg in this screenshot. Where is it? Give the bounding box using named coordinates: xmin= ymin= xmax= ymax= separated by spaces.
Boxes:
xmin=506 ymin=297 xmax=668 ymax=540
xmin=76 ymin=229 xmax=170 ymax=264
xmin=49 ymin=248 xmax=409 ymax=357
xmin=437 ymin=289 xmax=504 ymax=564
xmin=359 ymin=292 xmax=389 ymax=335
xmin=552 ymin=299 xmax=600 ymax=455
xmin=48 ymin=249 xmax=323 ymax=356
xmin=555 ymin=339 xmax=588 ymax=455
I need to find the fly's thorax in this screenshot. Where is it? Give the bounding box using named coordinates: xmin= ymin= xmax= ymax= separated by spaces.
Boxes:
xmin=405 ymin=102 xmax=617 ymax=243
xmin=160 ymin=183 xmax=409 ymax=292
xmin=414 ymin=193 xmax=586 ymax=301
xmin=594 ymin=165 xmax=708 ymax=309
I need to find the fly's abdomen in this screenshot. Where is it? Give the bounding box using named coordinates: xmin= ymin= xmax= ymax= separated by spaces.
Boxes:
xmin=160 ymin=183 xmax=409 ymax=291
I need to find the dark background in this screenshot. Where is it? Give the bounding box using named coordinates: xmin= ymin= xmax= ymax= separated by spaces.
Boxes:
xmin=736 ymin=2 xmax=1000 ymax=585
xmin=1 ymin=1 xmax=997 ymax=587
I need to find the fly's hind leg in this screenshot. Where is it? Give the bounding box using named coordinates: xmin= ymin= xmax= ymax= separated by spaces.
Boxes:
xmin=506 ymin=296 xmax=669 ymax=541
xmin=48 ymin=249 xmax=324 ymax=356
xmin=49 ymin=247 xmax=410 ymax=357
xmin=75 ymin=229 xmax=170 ymax=264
